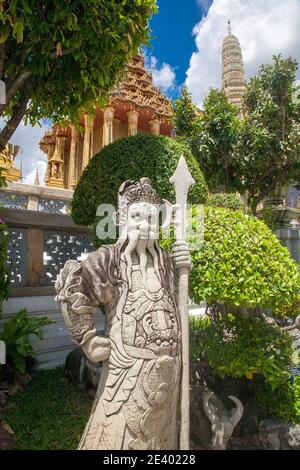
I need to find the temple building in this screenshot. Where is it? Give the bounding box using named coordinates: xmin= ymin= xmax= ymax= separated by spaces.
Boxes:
xmin=0 ymin=144 xmax=22 ymax=182
xmin=39 ymin=54 xmax=172 ymax=190
xmin=222 ymin=21 xmax=246 ymax=113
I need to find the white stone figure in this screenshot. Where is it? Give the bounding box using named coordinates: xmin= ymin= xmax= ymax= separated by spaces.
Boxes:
xmin=287 ymin=424 xmax=300 ymax=449
xmin=203 ymin=388 xmax=244 ymax=450
xmin=55 ymin=177 xmax=192 ymax=450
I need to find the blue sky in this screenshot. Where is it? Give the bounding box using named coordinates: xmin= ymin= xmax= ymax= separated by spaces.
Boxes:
xmin=8 ymin=0 xmax=300 ymax=183
xmin=148 ymin=0 xmax=211 ymax=93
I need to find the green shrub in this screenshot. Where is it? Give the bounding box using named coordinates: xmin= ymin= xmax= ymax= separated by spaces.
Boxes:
xmin=207 ymin=193 xmax=248 ymax=212
xmin=72 ymin=133 xmax=208 ymax=232
xmin=261 ymin=205 xmax=281 ymax=231
xmin=273 ymin=297 xmax=300 ymax=320
xmin=0 ymin=309 xmax=52 ymax=374
xmin=256 ymin=377 xmax=300 ymax=425
xmin=190 ymin=206 xmax=300 ymax=310
xmin=190 ymin=315 xmax=294 ymax=390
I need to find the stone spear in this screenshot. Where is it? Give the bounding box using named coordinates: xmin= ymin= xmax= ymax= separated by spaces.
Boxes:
xmin=170 ymin=156 xmax=195 ymax=450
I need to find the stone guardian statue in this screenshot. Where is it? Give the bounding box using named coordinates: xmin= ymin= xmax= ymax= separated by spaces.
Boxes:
xmin=55 ymin=177 xmax=192 ymax=450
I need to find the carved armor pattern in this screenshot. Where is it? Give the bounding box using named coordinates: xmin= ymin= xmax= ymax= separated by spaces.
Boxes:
xmin=56 ymin=220 xmax=181 ymax=450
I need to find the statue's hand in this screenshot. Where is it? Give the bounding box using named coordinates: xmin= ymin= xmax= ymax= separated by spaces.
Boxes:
xmin=81 ymin=335 xmax=111 ymax=363
xmin=171 ymin=241 xmax=192 ymax=271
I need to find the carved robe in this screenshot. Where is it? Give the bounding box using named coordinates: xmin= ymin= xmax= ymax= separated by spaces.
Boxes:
xmin=56 ymin=243 xmax=181 ymax=450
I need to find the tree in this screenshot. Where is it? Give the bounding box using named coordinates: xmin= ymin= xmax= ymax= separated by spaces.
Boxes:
xmin=180 ymin=89 xmax=241 ymax=193
xmin=188 ymin=206 xmax=300 ymax=311
xmin=172 ymin=85 xmax=197 ymax=137
xmin=0 ymin=0 xmax=157 ymax=149
xmin=235 ymin=55 xmax=300 ymax=212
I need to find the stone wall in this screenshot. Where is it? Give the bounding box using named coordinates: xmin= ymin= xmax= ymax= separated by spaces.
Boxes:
xmin=0 ymin=182 xmax=73 ymax=214
xmin=1 ymin=205 xmax=104 ymax=368
xmin=276 ymin=227 xmax=300 ymax=265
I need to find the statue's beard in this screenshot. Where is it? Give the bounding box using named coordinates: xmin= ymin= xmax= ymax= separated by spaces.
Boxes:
xmin=123 ymin=231 xmax=161 ymax=289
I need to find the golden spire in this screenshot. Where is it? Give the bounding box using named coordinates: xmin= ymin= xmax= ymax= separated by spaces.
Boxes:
xmin=34 ymin=168 xmax=40 ymax=186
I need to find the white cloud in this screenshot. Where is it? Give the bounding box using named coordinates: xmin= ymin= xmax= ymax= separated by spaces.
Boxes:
xmin=145 ymin=54 xmax=177 ymax=94
xmin=2 ymin=119 xmax=50 ymax=184
xmin=196 ymin=0 xmax=212 ymax=11
xmin=186 ymin=0 xmax=300 ymax=106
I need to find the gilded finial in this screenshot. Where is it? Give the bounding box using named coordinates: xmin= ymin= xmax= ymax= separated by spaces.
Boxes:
xmin=228 ymin=20 xmax=231 ymax=34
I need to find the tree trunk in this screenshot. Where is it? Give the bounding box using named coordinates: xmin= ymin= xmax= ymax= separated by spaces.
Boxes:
xmin=0 ymin=70 xmax=31 ymax=117
xmin=0 ymin=81 xmax=30 ymax=150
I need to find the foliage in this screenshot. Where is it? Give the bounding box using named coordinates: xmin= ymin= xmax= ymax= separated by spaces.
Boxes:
xmin=0 ymin=367 xmax=93 ymax=449
xmin=72 ymin=133 xmax=208 ymax=241
xmin=273 ymin=297 xmax=300 ymax=320
xmin=172 ymin=86 xmax=197 ymax=137
xmin=256 ymin=377 xmax=300 ymax=425
xmin=235 ymin=55 xmax=300 ymax=212
xmin=0 ymin=0 xmax=157 ymax=148
xmin=260 ymin=205 xmax=281 ymax=232
xmin=174 ymin=56 xmax=300 ymax=213
xmin=190 ymin=206 xmax=300 ymax=309
xmin=207 ymin=192 xmax=248 ymax=212
xmin=190 ymin=315 xmax=294 ymax=390
xmin=181 ymin=89 xmax=241 ymax=193
xmin=0 ymin=309 xmax=52 ymax=373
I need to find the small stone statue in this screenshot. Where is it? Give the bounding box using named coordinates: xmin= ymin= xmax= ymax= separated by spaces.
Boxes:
xmin=203 ymin=388 xmax=244 ymax=450
xmin=55 ymin=178 xmax=192 ymax=450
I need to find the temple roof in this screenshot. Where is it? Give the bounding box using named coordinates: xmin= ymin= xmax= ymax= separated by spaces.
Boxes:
xmin=111 ymin=54 xmax=172 ymax=120
xmin=0 ymin=144 xmax=22 ymax=182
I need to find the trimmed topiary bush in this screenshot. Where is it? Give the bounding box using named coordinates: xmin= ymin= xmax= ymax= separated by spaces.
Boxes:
xmin=190 ymin=206 xmax=300 ymax=310
xmin=71 ymin=133 xmax=208 ymax=228
xmin=190 ymin=315 xmax=294 ymax=390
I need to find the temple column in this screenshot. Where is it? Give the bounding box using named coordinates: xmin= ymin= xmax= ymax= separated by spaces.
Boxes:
xmin=127 ymin=110 xmax=139 ymax=136
xmin=149 ymin=118 xmax=160 ymax=135
xmin=113 ymin=118 xmax=121 ymax=142
xmin=82 ymin=114 xmax=94 ymax=172
xmin=102 ymin=106 xmax=115 ymax=147
xmin=45 ymin=143 xmax=55 ymax=185
xmin=68 ymin=126 xmax=79 ymax=189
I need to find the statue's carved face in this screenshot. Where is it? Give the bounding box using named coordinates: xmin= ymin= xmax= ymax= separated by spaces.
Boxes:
xmin=123 ymin=202 xmax=161 ymax=288
xmin=127 ymin=202 xmax=159 ymax=241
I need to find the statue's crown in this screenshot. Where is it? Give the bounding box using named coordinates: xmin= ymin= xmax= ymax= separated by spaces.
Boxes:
xmin=119 ymin=178 xmax=162 ymax=206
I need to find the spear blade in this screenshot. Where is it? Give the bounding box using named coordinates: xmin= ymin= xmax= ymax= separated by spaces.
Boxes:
xmin=170 ymin=156 xmax=195 ymax=241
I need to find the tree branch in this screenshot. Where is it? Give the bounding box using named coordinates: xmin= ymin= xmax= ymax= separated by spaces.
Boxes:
xmin=282 ymin=315 xmax=300 ymax=332
xmin=0 ymin=44 xmax=5 ymax=79
xmin=49 ymin=47 xmax=79 ymax=59
xmin=0 ymin=81 xmax=30 ymax=151
xmin=0 ymin=47 xmax=78 ymax=116
xmin=0 ymin=69 xmax=31 ymax=117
